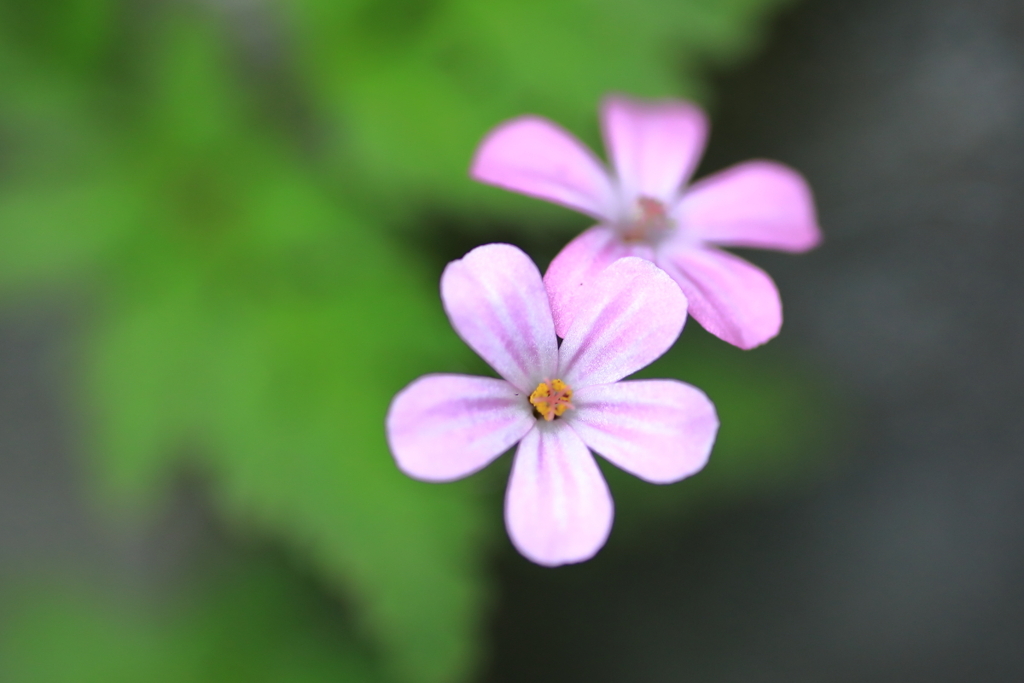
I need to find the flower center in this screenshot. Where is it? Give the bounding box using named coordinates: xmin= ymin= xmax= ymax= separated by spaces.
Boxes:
xmin=529 ymin=379 xmax=574 ymax=421
xmin=620 ymin=195 xmax=672 ymax=243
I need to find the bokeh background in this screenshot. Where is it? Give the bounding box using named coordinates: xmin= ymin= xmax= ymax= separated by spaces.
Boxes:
xmin=1 ymin=0 xmax=1022 ymax=681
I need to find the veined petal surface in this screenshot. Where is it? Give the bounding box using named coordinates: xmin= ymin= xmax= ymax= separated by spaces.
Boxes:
xmin=471 ymin=116 xmax=616 ymax=220
xmin=657 ymin=244 xmax=782 ymax=350
xmin=558 ymin=257 xmax=687 ymax=387
xmin=505 ymin=424 xmax=613 ymax=566
xmin=677 ymin=160 xmax=821 ymax=252
xmin=441 ymin=244 xmax=558 ymax=391
xmin=387 ymin=374 xmax=535 ymax=482
xmin=543 ymin=226 xmax=637 ymax=339
xmin=570 ymin=380 xmax=718 ymax=484
xmin=602 ymin=96 xmax=708 ymax=203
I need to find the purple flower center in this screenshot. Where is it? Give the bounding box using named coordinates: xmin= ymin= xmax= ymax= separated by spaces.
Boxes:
xmin=529 ymin=379 xmax=574 ymax=421
xmin=619 ymin=196 xmax=673 ymax=244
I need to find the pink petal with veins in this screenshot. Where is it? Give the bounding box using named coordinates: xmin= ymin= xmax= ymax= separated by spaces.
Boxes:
xmin=470 ymin=116 xmax=616 ymax=220
xmin=557 ymin=257 xmax=687 ymax=387
xmin=571 ymin=380 xmax=718 ymax=484
xmin=677 ymin=160 xmax=821 ymax=252
xmin=657 ymin=244 xmax=782 ymax=350
xmin=387 ymin=374 xmax=535 ymax=482
xmin=543 ymin=226 xmax=636 ymax=339
xmin=602 ymin=95 xmax=708 ymax=203
xmin=505 ymin=424 xmax=613 ymax=566
xmin=441 ymin=243 xmax=558 ymax=391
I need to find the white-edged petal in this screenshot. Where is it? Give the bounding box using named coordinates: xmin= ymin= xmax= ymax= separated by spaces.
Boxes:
xmin=441 ymin=244 xmax=558 ymax=391
xmin=570 ymin=380 xmax=717 ymax=483
xmin=505 ymin=424 xmax=613 ymax=566
xmin=557 ymin=257 xmax=687 ymax=387
xmin=543 ymin=226 xmax=635 ymax=339
xmin=386 ymin=374 xmax=535 ymax=482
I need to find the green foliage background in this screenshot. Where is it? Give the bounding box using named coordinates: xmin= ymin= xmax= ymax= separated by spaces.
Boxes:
xmin=0 ymin=1 xmax=831 ymax=681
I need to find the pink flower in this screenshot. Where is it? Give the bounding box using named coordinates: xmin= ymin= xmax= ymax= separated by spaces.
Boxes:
xmin=471 ymin=95 xmax=821 ymax=350
xmin=386 ymin=244 xmax=718 ymax=566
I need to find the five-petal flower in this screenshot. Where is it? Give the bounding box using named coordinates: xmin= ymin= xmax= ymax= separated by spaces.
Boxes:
xmin=471 ymin=95 xmax=821 ymax=349
xmin=386 ymin=244 xmax=718 ymax=566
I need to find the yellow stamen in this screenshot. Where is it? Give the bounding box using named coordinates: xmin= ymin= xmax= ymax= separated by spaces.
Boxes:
xmin=529 ymin=379 xmax=574 ymax=421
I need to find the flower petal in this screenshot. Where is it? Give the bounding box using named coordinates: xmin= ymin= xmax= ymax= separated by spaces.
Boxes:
xmin=387 ymin=374 xmax=535 ymax=482
xmin=543 ymin=226 xmax=637 ymax=338
xmin=441 ymin=243 xmax=558 ymax=391
xmin=602 ymin=95 xmax=708 ymax=203
xmin=557 ymin=257 xmax=687 ymax=387
xmin=677 ymin=160 xmax=821 ymax=252
xmin=657 ymin=244 xmax=782 ymax=350
xmin=570 ymin=380 xmax=718 ymax=484
xmin=505 ymin=424 xmax=613 ymax=566
xmin=471 ymin=116 xmax=616 ymax=220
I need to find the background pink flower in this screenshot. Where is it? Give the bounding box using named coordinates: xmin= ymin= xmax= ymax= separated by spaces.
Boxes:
xmin=470 ymin=95 xmax=822 ymax=350
xmin=386 ymin=244 xmax=718 ymax=566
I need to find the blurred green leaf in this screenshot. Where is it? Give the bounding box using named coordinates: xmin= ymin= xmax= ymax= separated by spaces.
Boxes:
xmin=0 ymin=175 xmax=139 ymax=296
xmin=1 ymin=559 xmax=382 ymax=683
xmin=74 ymin=17 xmax=489 ymax=683
xmin=0 ymin=0 xmax=121 ymax=76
